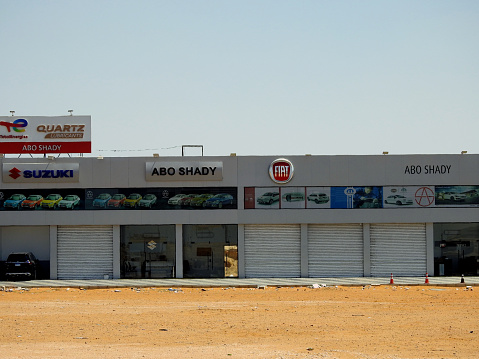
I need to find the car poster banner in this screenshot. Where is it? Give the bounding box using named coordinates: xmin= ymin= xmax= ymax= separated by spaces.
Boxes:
xmin=435 ymin=186 xmax=479 ymax=207
xmin=0 ymin=187 xmax=237 ymax=211
xmin=306 ymin=187 xmax=331 ymax=208
xmin=254 ymin=187 xmax=280 ymax=209
xmin=0 ymin=116 xmax=91 ymax=154
xmin=280 ymin=187 xmax=306 ymax=209
xmin=330 ymin=186 xmax=383 ymax=209
xmin=383 ymin=186 xmax=435 ymax=208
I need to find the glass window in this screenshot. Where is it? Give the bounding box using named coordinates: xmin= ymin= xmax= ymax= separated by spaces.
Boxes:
xmin=183 ymin=225 xmax=238 ymax=278
xmin=434 ymin=223 xmax=479 ymax=276
xmin=121 ymin=225 xmax=176 ymax=279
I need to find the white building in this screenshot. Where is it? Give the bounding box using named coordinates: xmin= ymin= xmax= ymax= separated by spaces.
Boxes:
xmin=1 ymin=154 xmax=478 ymax=279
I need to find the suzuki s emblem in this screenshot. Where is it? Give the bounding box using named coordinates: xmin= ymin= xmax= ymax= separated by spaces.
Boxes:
xmin=269 ymin=158 xmax=294 ymax=184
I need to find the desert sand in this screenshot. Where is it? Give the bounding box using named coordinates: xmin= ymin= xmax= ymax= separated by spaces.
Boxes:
xmin=0 ymin=284 xmax=477 ymax=358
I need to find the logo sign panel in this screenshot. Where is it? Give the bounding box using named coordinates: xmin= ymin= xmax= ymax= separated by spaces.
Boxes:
xmin=0 ymin=116 xmax=91 ymax=154
xmin=146 ymin=162 xmax=223 ymax=181
xmin=2 ymin=163 xmax=80 ymax=183
xmin=269 ymin=158 xmax=294 ymax=184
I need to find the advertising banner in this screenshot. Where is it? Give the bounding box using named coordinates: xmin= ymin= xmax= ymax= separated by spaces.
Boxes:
xmin=435 ymin=186 xmax=479 ymax=207
xmin=0 ymin=116 xmax=91 ymax=154
xmin=0 ymin=187 xmax=237 ymax=211
xmin=383 ymin=186 xmax=436 ymax=208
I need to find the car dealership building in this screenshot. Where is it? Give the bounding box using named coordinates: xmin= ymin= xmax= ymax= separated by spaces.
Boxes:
xmin=1 ymin=153 xmax=478 ymax=280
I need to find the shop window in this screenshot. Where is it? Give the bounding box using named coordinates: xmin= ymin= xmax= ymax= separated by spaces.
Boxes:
xmin=434 ymin=223 xmax=479 ymax=276
xmin=120 ymin=225 xmax=175 ymax=279
xmin=183 ymin=224 xmax=238 ymax=278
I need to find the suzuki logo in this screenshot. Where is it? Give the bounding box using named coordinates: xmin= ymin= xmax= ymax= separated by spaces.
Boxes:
xmin=269 ymin=158 xmax=294 ymax=184
xmin=9 ymin=167 xmax=21 ymax=180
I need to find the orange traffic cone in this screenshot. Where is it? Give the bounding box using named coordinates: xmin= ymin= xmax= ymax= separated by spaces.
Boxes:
xmin=425 ymin=272 xmax=429 ymax=284
xmin=389 ymin=273 xmax=394 ymax=284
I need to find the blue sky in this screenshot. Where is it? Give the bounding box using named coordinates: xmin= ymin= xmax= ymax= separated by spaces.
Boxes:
xmin=1 ymin=1 xmax=478 ymax=157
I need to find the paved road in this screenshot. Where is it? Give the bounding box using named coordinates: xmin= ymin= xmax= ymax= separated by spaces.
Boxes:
xmin=1 ymin=276 xmax=478 ymax=289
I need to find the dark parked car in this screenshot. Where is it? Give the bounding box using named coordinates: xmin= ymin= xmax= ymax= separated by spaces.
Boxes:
xmin=4 ymin=252 xmax=39 ymax=280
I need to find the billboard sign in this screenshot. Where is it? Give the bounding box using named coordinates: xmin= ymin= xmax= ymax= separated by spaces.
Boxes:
xmin=0 ymin=116 xmax=91 ymax=154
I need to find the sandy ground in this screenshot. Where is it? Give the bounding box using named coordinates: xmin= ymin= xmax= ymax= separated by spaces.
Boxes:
xmin=0 ymin=284 xmax=478 ymax=359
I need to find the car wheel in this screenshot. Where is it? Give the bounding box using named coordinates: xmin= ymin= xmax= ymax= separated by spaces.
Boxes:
xmin=218 ymin=202 xmax=223 ymax=209
xmin=396 ymin=201 xmax=402 ymax=205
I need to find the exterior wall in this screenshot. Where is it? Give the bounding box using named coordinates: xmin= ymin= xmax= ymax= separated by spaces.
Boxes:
xmin=1 ymin=154 xmax=478 ymax=278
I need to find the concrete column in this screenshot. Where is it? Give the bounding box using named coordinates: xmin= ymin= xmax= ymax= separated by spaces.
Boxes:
xmin=49 ymin=225 xmax=58 ymax=280
xmin=363 ymin=223 xmax=371 ymax=277
xmin=238 ymin=224 xmax=245 ymax=278
xmin=426 ymin=223 xmax=434 ymax=276
xmin=175 ymin=224 xmax=183 ymax=278
xmin=112 ymin=225 xmax=120 ymax=279
xmin=301 ymin=223 xmax=308 ymax=278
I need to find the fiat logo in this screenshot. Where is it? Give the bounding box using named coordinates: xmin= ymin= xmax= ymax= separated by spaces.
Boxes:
xmin=269 ymin=158 xmax=294 ymax=184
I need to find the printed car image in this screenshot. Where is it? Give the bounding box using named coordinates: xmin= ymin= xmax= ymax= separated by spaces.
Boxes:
xmin=282 ymin=192 xmax=305 ymax=202
xmin=93 ymin=193 xmax=112 ymax=208
xmin=124 ymin=193 xmax=142 ymax=208
xmin=41 ymin=194 xmax=63 ymax=209
xmin=138 ymin=194 xmax=157 ymax=208
xmin=203 ymin=193 xmax=235 ymax=208
xmin=307 ymin=193 xmax=329 ymax=204
xmin=190 ymin=194 xmax=214 ymax=207
xmin=440 ymin=192 xmax=466 ymax=201
xmin=21 ymin=195 xmax=44 ymax=209
xmin=168 ymin=194 xmax=189 ymax=205
xmin=385 ymin=195 xmax=413 ymax=205
xmin=58 ymin=195 xmax=81 ymax=209
xmin=257 ymin=192 xmax=280 ymax=205
xmin=3 ymin=194 xmax=26 ymax=209
xmin=108 ymin=194 xmax=126 ymax=208
xmin=179 ymin=194 xmax=199 ymax=206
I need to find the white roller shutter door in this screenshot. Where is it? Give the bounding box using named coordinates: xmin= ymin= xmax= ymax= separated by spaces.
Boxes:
xmin=57 ymin=225 xmax=114 ymax=279
xmin=308 ymin=224 xmax=363 ymax=277
xmin=244 ymin=224 xmax=301 ymax=278
xmin=370 ymin=223 xmax=426 ymax=277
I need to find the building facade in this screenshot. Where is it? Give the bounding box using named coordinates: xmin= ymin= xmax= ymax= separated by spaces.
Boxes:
xmin=1 ymin=154 xmax=478 ymax=279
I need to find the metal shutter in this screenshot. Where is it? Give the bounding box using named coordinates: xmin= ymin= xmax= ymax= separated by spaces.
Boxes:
xmin=370 ymin=223 xmax=426 ymax=277
xmin=57 ymin=225 xmax=114 ymax=279
xmin=244 ymin=224 xmax=301 ymax=278
xmin=308 ymin=224 xmax=363 ymax=277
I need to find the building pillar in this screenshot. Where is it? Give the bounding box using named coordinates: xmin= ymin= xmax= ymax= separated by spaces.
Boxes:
xmin=112 ymin=225 xmax=120 ymax=279
xmin=426 ymin=223 xmax=434 ymax=276
xmin=238 ymin=224 xmax=245 ymax=278
xmin=49 ymin=225 xmax=57 ymax=280
xmin=175 ymin=224 xmax=183 ymax=278
xmin=363 ymin=223 xmax=371 ymax=277
xmin=301 ymin=224 xmax=308 ymax=278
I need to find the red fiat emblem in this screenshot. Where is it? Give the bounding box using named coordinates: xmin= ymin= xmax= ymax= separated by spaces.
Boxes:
xmin=269 ymin=158 xmax=294 ymax=184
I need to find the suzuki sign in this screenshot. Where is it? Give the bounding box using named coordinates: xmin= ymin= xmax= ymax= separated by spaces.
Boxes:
xmin=2 ymin=163 xmax=80 ymax=183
